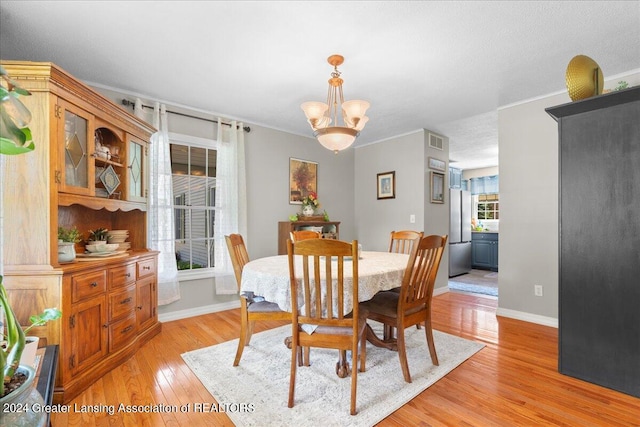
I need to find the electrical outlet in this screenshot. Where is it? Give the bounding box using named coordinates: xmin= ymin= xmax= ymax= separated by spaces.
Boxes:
xmin=534 ymin=285 xmax=543 ymax=297
xmin=410 ymin=214 xmax=416 ymax=223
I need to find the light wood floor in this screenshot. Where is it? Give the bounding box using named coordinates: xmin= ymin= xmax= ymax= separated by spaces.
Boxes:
xmin=51 ymin=292 xmax=639 ymax=426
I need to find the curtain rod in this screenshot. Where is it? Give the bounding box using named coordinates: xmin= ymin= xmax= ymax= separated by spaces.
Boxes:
xmin=121 ymin=99 xmax=251 ymax=132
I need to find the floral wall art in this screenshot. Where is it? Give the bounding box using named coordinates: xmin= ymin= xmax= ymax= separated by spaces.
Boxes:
xmin=289 ymin=157 xmax=318 ymax=204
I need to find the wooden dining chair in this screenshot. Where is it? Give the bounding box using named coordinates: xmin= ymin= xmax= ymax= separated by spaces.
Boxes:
xmin=290 ymin=229 xmax=322 ymax=242
xmin=360 ymin=234 xmax=448 ymax=383
xmin=287 ymin=238 xmax=367 ymax=416
xmin=385 ymin=230 xmax=424 ymax=337
xmin=388 ymin=230 xmax=423 ymax=255
xmin=225 ymin=234 xmax=291 ymax=366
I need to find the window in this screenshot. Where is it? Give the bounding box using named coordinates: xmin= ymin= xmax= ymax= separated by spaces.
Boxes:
xmin=476 ymin=194 xmax=499 ymax=220
xmin=169 ymin=134 xmax=218 ymax=273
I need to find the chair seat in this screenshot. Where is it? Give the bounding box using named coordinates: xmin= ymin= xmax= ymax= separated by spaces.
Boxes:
xmin=248 ymin=299 xmax=285 ymax=313
xmin=361 ymin=291 xmax=424 ymax=318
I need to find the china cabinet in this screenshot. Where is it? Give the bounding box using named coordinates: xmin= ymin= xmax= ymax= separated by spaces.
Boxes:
xmin=1 ymin=61 xmax=160 ymax=403
xmin=546 ymin=86 xmax=640 ymax=398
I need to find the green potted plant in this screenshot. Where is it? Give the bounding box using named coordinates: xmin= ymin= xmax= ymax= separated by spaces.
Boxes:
xmin=0 ymin=65 xmax=35 ymax=155
xmin=87 ymin=227 xmax=109 ymax=243
xmin=19 ymin=307 xmax=62 ymax=368
xmin=58 ymin=226 xmax=82 ymax=263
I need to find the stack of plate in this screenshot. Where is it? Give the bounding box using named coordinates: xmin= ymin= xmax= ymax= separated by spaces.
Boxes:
xmin=107 ymin=229 xmax=130 ymax=251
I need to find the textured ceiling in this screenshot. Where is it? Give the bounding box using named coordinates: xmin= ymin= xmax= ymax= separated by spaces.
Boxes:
xmin=1 ymin=1 xmax=639 ymax=170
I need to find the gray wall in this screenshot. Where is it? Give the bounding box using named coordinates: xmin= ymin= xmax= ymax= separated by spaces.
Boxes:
xmin=497 ymin=71 xmax=640 ymax=325
xmin=93 ymin=85 xmax=357 ymax=318
xmin=96 ymin=71 xmax=640 ymax=324
xmin=353 ymin=130 xmax=450 ymax=292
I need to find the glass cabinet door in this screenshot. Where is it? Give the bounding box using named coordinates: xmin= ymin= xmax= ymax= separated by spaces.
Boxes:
xmin=57 ymin=99 xmax=95 ymax=196
xmin=126 ymin=135 xmax=147 ymax=202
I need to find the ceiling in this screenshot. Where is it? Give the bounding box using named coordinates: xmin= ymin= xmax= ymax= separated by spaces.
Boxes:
xmin=1 ymin=1 xmax=639 ymax=170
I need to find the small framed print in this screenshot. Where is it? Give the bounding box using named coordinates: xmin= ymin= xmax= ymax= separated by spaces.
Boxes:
xmin=428 ymin=157 xmax=446 ymax=172
xmin=430 ymin=171 xmax=445 ymax=204
xmin=377 ymin=171 xmax=395 ymax=200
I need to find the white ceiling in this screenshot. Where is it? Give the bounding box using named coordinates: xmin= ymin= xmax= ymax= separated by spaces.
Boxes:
xmin=1 ymin=1 xmax=639 ymax=170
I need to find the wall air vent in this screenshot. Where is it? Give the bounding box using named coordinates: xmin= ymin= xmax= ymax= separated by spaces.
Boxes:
xmin=429 ymin=133 xmax=444 ymax=150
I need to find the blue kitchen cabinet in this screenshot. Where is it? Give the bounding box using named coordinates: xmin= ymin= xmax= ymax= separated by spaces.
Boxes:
xmin=471 ymin=232 xmax=498 ymax=271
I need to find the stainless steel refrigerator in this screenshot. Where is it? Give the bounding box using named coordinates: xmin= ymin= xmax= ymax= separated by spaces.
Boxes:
xmin=449 ymin=188 xmax=472 ymax=277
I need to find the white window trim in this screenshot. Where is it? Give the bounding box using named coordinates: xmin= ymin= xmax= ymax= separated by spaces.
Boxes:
xmin=169 ymin=132 xmax=221 ymax=281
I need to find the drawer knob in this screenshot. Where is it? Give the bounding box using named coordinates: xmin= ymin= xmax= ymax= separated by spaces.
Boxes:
xmin=91 ymin=282 xmax=99 ymax=288
xmin=125 ymin=273 xmax=131 ymax=278
xmin=121 ymin=297 xmax=132 ymax=305
xmin=122 ymin=325 xmax=133 ymax=334
xmin=143 ymin=266 xmax=151 ymax=270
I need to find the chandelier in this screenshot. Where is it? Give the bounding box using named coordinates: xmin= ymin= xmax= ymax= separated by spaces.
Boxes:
xmin=301 ymin=55 xmax=370 ymax=153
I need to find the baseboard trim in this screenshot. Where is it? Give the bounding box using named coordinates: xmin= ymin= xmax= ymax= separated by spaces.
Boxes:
xmin=159 ymin=300 xmax=240 ymax=323
xmin=433 ymin=286 xmax=449 ymax=297
xmin=496 ymin=307 xmax=558 ymax=328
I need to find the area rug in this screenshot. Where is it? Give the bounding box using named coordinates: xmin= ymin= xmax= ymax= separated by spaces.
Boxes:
xmin=449 ymin=270 xmax=498 ymax=296
xmin=181 ymin=324 xmax=484 ymax=426
xmin=448 ymin=281 xmax=498 ymax=296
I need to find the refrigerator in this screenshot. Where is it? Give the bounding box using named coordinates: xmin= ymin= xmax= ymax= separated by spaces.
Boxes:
xmin=449 ymin=188 xmax=472 ymax=277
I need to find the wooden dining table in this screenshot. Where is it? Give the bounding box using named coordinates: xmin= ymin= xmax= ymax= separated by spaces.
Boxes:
xmin=240 ymin=250 xmax=410 ymax=376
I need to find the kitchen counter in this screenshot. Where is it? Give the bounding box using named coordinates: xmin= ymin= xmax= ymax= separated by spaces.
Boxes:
xmin=472 ymin=230 xmax=499 ymax=234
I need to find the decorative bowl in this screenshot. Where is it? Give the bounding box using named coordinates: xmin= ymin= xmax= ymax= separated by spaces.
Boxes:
xmin=86 ymin=243 xmax=108 ymax=253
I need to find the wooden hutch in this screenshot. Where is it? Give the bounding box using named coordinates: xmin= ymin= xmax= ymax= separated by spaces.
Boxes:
xmin=278 ymin=217 xmax=340 ymax=254
xmin=1 ymin=61 xmax=161 ymax=403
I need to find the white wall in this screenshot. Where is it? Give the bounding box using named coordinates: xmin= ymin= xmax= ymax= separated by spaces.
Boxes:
xmin=497 ymin=70 xmax=640 ymax=325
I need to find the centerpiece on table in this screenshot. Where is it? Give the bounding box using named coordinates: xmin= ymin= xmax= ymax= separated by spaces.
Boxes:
xmin=300 ymin=192 xmax=320 ymax=217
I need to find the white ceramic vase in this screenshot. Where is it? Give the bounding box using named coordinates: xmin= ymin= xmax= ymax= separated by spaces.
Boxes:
xmin=57 ymin=241 xmax=76 ymax=263
xmin=302 ymin=205 xmax=315 ymax=216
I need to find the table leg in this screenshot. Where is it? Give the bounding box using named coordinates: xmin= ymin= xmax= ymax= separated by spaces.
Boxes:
xmin=365 ymin=323 xmax=398 ymax=351
xmin=335 ymin=350 xmax=350 ymax=378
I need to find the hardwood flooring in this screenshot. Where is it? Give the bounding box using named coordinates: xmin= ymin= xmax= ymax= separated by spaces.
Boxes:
xmin=51 ymin=292 xmax=639 ymax=426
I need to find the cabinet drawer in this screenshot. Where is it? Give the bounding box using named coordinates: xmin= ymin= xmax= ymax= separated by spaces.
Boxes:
xmin=109 ymin=263 xmax=136 ymax=289
xmin=471 ymin=232 xmax=499 ymax=241
xmin=71 ymin=270 xmax=107 ymax=303
xmin=109 ymin=286 xmax=136 ymax=321
xmin=109 ymin=313 xmax=137 ymax=352
xmin=137 ymin=258 xmax=156 ymax=279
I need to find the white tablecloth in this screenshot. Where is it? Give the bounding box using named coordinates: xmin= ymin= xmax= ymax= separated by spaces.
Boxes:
xmin=240 ymin=251 xmax=410 ymax=313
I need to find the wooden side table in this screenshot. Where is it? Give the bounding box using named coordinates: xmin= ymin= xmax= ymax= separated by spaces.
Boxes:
xmin=34 ymin=345 xmax=59 ymax=427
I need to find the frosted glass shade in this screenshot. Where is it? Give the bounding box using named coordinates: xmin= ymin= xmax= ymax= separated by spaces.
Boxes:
xmin=301 ymin=101 xmax=328 ymax=126
xmin=315 ymin=127 xmax=358 ymax=153
xmin=342 ymin=100 xmax=370 ymax=124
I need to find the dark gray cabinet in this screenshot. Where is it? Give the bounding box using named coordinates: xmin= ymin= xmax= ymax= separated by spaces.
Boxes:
xmin=546 ymin=87 xmax=640 ymax=398
xmin=471 ymin=232 xmax=498 ymax=271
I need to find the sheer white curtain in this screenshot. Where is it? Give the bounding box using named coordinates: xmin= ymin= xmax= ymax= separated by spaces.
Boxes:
xmin=135 ymin=99 xmax=181 ymax=305
xmin=214 ymin=118 xmax=247 ymax=294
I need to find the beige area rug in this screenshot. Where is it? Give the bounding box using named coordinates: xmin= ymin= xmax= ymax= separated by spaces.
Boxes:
xmin=182 ymin=324 xmax=484 ymax=426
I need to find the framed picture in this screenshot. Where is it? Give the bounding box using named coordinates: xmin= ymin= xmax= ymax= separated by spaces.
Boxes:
xmin=430 ymin=171 xmax=445 ymax=204
xmin=289 ymin=158 xmax=318 ymax=204
xmin=377 ymin=171 xmax=395 ymax=200
xmin=428 ymin=157 xmax=446 ymax=172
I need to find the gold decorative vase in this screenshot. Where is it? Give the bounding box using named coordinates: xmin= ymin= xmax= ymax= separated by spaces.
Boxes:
xmin=565 ymin=55 xmax=604 ymax=101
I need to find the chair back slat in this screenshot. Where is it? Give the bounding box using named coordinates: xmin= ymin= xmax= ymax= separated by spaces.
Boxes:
xmin=389 ymin=230 xmax=424 ymax=255
xmin=288 ymin=239 xmax=358 ymax=327
xmin=399 ymin=235 xmax=447 ymax=312
xmin=225 ymin=234 xmax=250 ymax=291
